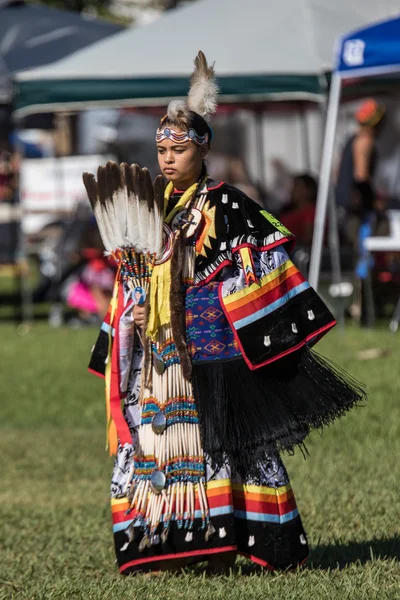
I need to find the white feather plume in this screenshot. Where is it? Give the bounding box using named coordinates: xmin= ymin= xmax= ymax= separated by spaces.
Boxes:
xmin=167 ymin=99 xmax=188 ymax=122
xmin=187 ymin=50 xmax=218 ymax=121
xmin=125 ymin=164 xmax=140 ymax=251
xmin=137 ymin=197 xmax=149 ymax=252
xmin=153 ymin=175 xmax=165 ymax=256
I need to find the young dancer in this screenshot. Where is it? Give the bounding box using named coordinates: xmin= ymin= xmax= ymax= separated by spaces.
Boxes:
xmin=85 ymin=52 xmax=364 ymax=575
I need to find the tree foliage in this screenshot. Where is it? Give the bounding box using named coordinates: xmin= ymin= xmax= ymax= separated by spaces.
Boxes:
xmin=34 ymin=0 xmax=194 ymax=15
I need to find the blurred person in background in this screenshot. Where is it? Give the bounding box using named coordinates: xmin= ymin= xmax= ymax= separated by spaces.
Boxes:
xmin=336 ymin=99 xmax=385 ymax=215
xmin=266 ymin=157 xmax=293 ymax=215
xmin=280 ymin=173 xmax=318 ymax=247
xmin=86 ymin=51 xmax=365 ymax=578
xmin=335 ymin=100 xmax=388 ymax=326
xmin=0 ymin=148 xmax=14 ymax=202
xmin=66 ymin=216 xmax=117 ymax=326
xmin=208 ymin=153 xmax=263 ymax=206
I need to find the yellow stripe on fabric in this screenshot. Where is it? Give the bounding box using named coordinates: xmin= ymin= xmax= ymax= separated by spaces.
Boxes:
xmin=260 ymin=210 xmax=292 ymax=237
xmin=206 ymin=478 xmax=231 ymax=490
xmin=105 ymin=267 xmax=121 ymax=456
xmin=231 ymin=483 xmax=292 ymax=496
xmin=233 ymin=489 xmax=294 ymax=504
xmin=111 ymin=497 xmax=130 ymax=507
xmin=239 ymin=246 xmax=257 ymax=285
xmin=146 ymin=179 xmax=202 ymax=340
xmin=223 ymin=260 xmax=293 ymax=306
xmin=164 ymin=180 xmax=198 ymax=223
xmin=226 ymin=264 xmax=298 ymax=313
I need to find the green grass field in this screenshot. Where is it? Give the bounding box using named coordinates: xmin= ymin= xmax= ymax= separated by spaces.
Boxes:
xmin=0 ymin=323 xmax=399 ymax=599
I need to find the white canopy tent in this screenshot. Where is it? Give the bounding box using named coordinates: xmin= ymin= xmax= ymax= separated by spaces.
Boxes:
xmin=15 ymin=0 xmax=400 ymax=115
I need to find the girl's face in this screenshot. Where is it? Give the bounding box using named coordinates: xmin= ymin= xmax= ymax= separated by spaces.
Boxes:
xmin=157 ymin=135 xmax=208 ymax=189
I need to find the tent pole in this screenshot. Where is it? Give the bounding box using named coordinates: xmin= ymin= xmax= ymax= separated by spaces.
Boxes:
xmin=300 ymin=103 xmax=311 ymax=171
xmin=15 ymin=132 xmax=33 ymax=333
xmin=327 ymin=184 xmax=345 ymax=329
xmin=309 ymin=73 xmax=342 ymax=290
xmin=255 ymin=109 xmax=266 ymax=191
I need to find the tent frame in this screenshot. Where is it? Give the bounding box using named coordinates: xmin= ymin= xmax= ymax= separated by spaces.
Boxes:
xmin=309 ymin=18 xmax=400 ymax=291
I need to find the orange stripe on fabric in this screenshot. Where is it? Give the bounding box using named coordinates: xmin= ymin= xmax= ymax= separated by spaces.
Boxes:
xmin=206 ymin=485 xmax=232 ymax=499
xmin=226 ymin=263 xmax=298 ymax=312
xmin=232 ymin=483 xmax=292 ymax=495
xmin=232 ymin=488 xmax=294 ymax=504
xmin=111 ymin=502 xmax=130 ymax=514
xmin=223 ymin=259 xmax=293 ymax=306
xmin=227 ymin=270 xmax=305 ymax=323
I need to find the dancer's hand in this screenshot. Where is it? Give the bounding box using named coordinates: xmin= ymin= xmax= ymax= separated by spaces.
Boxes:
xmin=133 ymin=304 xmax=146 ymax=328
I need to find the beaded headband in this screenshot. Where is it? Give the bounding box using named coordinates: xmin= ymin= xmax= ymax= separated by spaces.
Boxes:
xmin=156 ymin=125 xmax=210 ymax=146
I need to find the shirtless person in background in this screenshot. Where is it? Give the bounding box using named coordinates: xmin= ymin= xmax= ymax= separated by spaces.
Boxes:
xmin=336 ymin=99 xmax=385 ymax=215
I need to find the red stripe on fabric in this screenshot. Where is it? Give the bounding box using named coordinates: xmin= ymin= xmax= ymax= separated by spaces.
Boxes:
xmin=197 ymin=258 xmax=232 ymax=287
xmin=239 ymin=552 xmax=275 ymax=571
xmin=112 ymin=494 xmax=233 ymax=522
xmin=306 ymin=324 xmax=335 ymax=346
xmin=240 ymin=552 xmax=308 ymax=571
xmin=246 ymin=321 xmax=337 ymax=371
xmin=88 ymin=367 xmax=105 ymax=379
xmin=207 ymin=181 xmax=225 ymax=191
xmin=232 ymin=496 xmax=297 ymax=515
xmin=112 ymin=511 xmax=133 ymax=525
xmin=110 ymin=282 xmax=132 ymax=446
xmin=119 ymin=545 xmax=237 ymax=572
xmin=194 ymin=492 xmax=233 ymax=510
xmin=219 ymin=275 xmax=336 ymax=372
xmin=227 ymin=270 xmax=305 ymax=323
xmin=231 ymin=236 xmax=294 ymax=255
xmin=103 ymin=310 xmax=112 ymax=326
xmin=206 ymin=492 xmax=233 ymax=510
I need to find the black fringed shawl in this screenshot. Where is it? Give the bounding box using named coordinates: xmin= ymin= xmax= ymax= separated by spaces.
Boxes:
xmin=188 ymin=182 xmax=366 ymax=478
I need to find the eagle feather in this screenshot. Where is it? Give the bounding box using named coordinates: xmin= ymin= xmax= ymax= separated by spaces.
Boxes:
xmin=187 ymin=50 xmax=218 ymax=121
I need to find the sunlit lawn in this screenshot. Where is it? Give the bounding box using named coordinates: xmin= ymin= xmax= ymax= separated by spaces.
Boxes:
xmin=0 ymin=322 xmax=399 ymax=599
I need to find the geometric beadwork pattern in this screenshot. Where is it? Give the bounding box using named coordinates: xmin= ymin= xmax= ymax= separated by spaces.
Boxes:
xmin=185 ymin=281 xmax=241 ymax=363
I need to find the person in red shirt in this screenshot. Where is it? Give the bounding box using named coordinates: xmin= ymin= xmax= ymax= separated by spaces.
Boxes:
xmin=280 ymin=173 xmax=317 ymax=246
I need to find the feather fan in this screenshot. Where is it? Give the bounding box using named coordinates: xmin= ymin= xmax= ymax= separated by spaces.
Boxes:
xmin=82 ymin=161 xmax=165 ymax=256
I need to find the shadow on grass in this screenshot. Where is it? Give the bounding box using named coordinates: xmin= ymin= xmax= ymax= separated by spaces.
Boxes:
xmin=187 ymin=536 xmax=400 ymax=577
xmin=308 ymin=536 xmax=400 ymax=570
xmin=230 ymin=536 xmax=400 ymax=575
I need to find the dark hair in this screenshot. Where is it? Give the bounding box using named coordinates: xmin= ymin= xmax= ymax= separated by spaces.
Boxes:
xmin=293 ymin=173 xmax=318 ymax=204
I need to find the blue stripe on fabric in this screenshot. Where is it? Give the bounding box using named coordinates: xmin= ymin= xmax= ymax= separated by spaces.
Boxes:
xmin=233 ymin=282 xmax=310 ymax=330
xmin=101 ymin=321 xmax=116 ymax=336
xmin=209 ymin=506 xmax=234 ymax=518
xmin=233 ymin=508 xmax=299 ymax=524
xmin=112 ymin=505 xmax=234 ymax=533
xmin=113 ymin=519 xmax=134 ymax=533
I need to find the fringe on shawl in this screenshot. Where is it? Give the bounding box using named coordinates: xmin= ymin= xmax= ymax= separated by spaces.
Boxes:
xmin=191 ymin=347 xmax=366 ymax=480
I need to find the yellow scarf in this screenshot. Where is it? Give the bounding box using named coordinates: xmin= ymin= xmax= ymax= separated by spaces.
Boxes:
xmin=146 ymin=180 xmax=200 ymax=340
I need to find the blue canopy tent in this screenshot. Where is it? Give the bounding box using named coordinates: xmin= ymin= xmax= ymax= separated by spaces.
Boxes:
xmin=309 ymin=15 xmax=400 ymax=290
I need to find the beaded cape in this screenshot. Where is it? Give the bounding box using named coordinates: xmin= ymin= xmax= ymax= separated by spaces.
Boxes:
xmin=89 ymin=179 xmax=336 ymax=379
